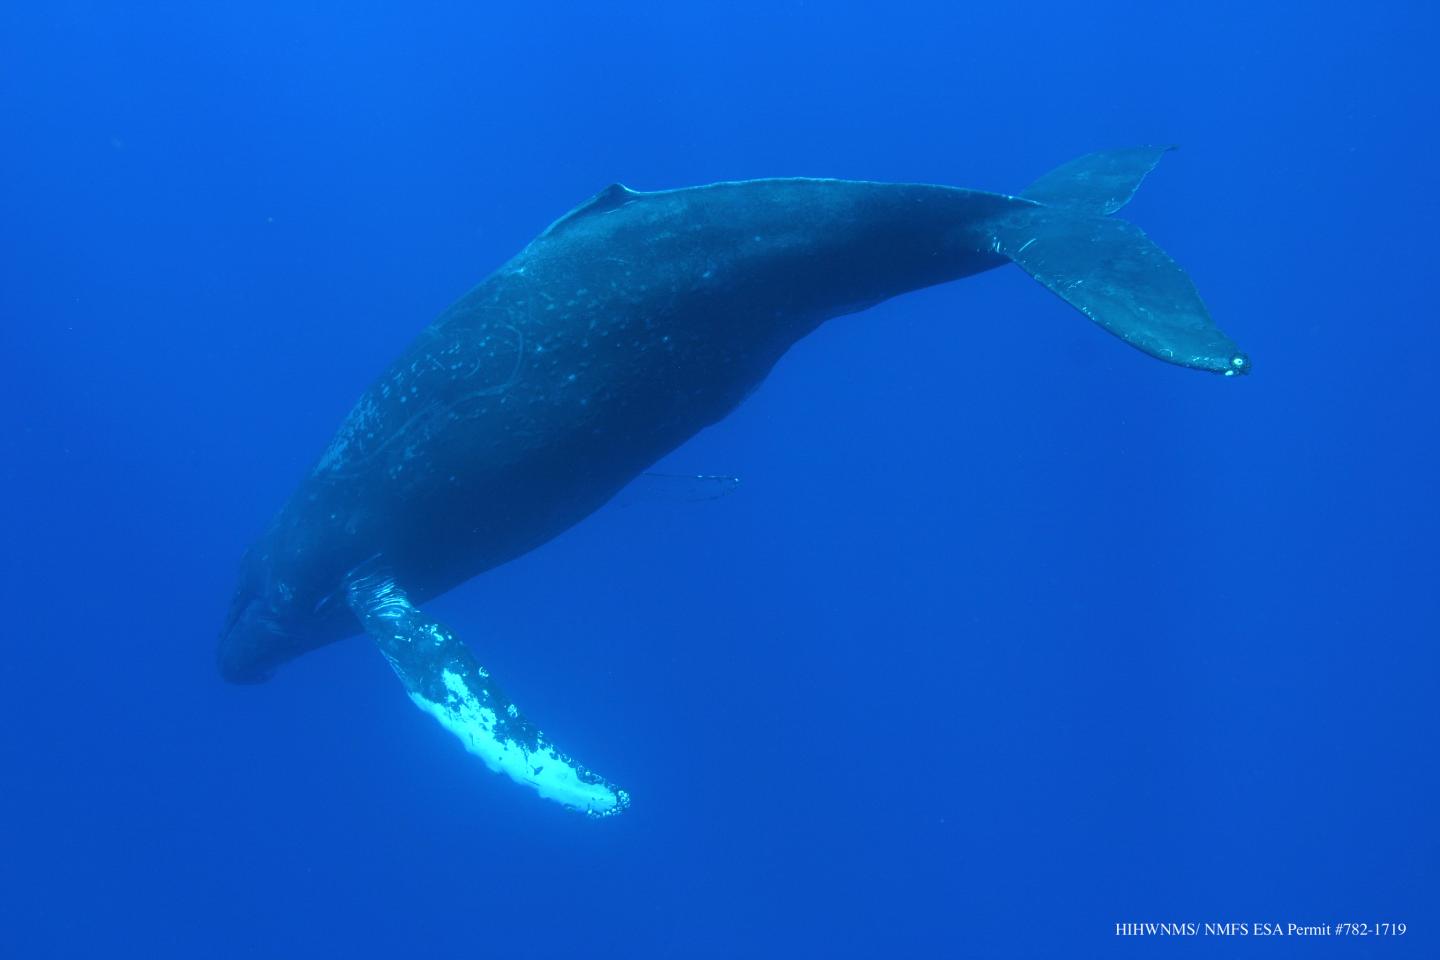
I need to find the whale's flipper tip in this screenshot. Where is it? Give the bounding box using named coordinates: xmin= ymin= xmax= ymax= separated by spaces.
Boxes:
xmin=347 ymin=570 xmax=630 ymax=818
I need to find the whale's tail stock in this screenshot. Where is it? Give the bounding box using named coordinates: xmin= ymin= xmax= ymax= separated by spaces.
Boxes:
xmin=994 ymin=146 xmax=1250 ymax=376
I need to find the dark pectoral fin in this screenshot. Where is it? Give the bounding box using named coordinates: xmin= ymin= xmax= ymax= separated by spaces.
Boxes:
xmin=346 ymin=571 xmax=630 ymax=818
xmin=995 ymin=211 xmax=1249 ymax=376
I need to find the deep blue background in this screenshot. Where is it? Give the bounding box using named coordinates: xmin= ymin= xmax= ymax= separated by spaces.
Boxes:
xmin=2 ymin=1 xmax=1436 ymax=956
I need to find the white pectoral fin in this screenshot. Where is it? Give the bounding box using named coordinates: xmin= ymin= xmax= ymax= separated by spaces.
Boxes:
xmin=406 ymin=668 xmax=629 ymax=816
xmin=346 ymin=571 xmax=630 ymax=818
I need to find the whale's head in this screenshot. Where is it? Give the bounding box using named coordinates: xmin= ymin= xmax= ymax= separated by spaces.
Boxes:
xmin=217 ymin=545 xmax=349 ymax=683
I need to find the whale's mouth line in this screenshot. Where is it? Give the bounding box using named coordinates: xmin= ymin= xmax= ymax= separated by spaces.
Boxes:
xmin=218 ymin=594 xmax=308 ymax=684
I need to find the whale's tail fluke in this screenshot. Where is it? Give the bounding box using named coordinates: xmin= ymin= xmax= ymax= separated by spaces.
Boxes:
xmin=994 ymin=147 xmax=1250 ymax=376
xmin=1020 ymin=144 xmax=1175 ymax=216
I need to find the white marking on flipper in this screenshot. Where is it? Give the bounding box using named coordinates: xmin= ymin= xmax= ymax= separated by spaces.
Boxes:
xmin=407 ymin=670 xmax=628 ymax=817
xmin=346 ymin=567 xmax=629 ymax=818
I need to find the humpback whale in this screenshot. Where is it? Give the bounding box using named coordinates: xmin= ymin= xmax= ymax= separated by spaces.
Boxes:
xmin=219 ymin=147 xmax=1247 ymax=817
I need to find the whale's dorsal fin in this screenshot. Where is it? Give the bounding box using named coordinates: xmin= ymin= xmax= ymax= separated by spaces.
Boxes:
xmin=540 ymin=183 xmax=641 ymax=238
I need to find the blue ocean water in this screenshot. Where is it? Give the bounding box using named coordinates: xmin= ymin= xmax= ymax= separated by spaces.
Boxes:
xmin=2 ymin=1 xmax=1436 ymax=956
